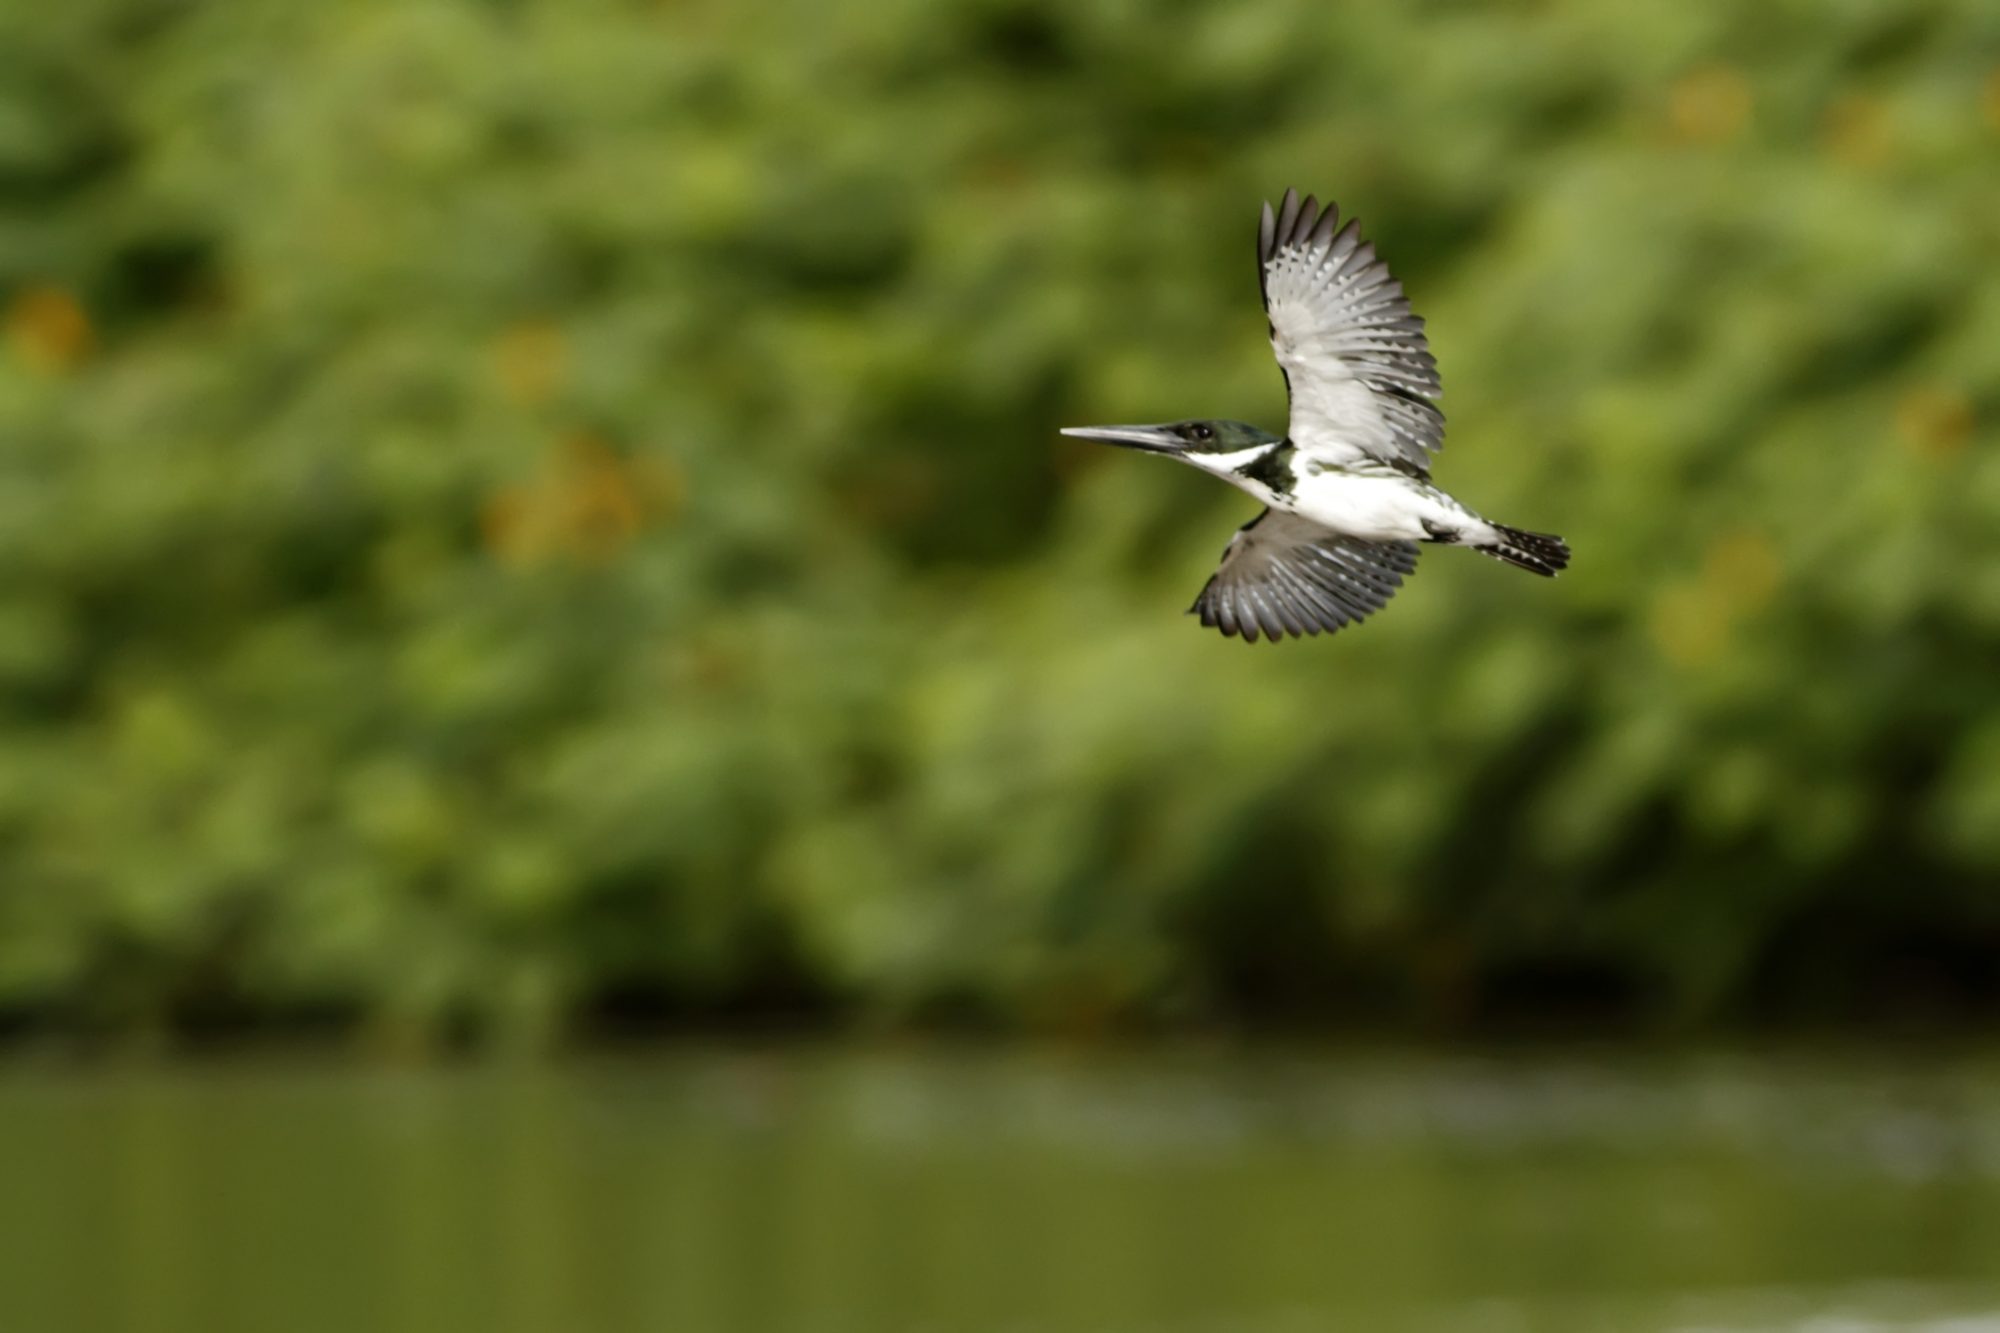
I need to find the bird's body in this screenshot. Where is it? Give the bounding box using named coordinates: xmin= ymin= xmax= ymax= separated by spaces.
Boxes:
xmin=1235 ymin=447 xmax=1479 ymax=546
xmin=1062 ymin=190 xmax=1568 ymax=641
xmin=1296 ymin=470 xmax=1474 ymax=546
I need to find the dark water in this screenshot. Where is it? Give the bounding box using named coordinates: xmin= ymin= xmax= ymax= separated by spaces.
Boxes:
xmin=3 ymin=1046 xmax=1999 ymax=1333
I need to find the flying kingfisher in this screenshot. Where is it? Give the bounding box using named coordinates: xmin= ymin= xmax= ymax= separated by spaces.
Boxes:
xmin=1062 ymin=189 xmax=1568 ymax=642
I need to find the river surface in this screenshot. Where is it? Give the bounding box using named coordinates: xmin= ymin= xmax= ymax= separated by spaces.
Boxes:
xmin=3 ymin=1045 xmax=1999 ymax=1333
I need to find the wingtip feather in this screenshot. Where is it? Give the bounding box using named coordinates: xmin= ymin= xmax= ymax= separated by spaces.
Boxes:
xmin=1308 ymin=200 xmax=1340 ymax=250
xmin=1275 ymin=189 xmax=1303 ymax=248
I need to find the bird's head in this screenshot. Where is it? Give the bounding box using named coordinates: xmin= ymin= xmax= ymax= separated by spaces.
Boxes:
xmin=1059 ymin=419 xmax=1282 ymax=472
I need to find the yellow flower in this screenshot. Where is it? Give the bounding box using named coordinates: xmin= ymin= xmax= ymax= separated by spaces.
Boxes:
xmin=557 ymin=434 xmax=647 ymax=564
xmin=1667 ymin=66 xmax=1752 ymax=146
xmin=491 ymin=321 xmax=566 ymax=407
xmin=1824 ymin=94 xmax=1894 ymax=169
xmin=483 ymin=434 xmax=682 ymax=568
xmin=1895 ymin=385 xmax=1974 ymax=462
xmin=5 ymin=285 xmax=93 ymax=375
xmin=1651 ymin=529 xmax=1784 ymax=667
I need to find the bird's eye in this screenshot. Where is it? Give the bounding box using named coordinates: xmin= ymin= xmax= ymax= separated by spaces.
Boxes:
xmin=1189 ymin=423 xmax=1214 ymax=441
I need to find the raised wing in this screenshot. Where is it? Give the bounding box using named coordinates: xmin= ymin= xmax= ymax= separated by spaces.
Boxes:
xmin=1260 ymin=189 xmax=1443 ymax=473
xmin=1191 ymin=509 xmax=1420 ymax=642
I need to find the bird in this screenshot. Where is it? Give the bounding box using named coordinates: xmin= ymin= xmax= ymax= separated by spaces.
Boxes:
xmin=1061 ymin=188 xmax=1568 ymax=643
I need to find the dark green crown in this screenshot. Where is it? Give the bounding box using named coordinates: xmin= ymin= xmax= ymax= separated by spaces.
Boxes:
xmin=1158 ymin=419 xmax=1282 ymax=454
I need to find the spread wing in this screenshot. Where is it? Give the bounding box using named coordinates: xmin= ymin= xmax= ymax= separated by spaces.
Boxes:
xmin=1260 ymin=189 xmax=1443 ymax=474
xmin=1191 ymin=509 xmax=1420 ymax=642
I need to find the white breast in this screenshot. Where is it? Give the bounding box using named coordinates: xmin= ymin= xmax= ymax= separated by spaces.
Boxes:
xmin=1289 ymin=472 xmax=1442 ymax=543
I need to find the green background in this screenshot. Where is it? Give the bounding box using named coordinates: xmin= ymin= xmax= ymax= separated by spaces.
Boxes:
xmin=3 ymin=0 xmax=1998 ymax=1047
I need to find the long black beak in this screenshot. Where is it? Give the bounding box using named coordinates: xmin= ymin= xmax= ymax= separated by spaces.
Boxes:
xmin=1058 ymin=424 xmax=1186 ymax=455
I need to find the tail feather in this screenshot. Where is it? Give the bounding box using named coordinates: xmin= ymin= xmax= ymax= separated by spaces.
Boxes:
xmin=1479 ymin=524 xmax=1570 ymax=577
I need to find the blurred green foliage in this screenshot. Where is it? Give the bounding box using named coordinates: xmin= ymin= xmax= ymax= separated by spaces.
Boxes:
xmin=1 ymin=0 xmax=1997 ymax=1043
